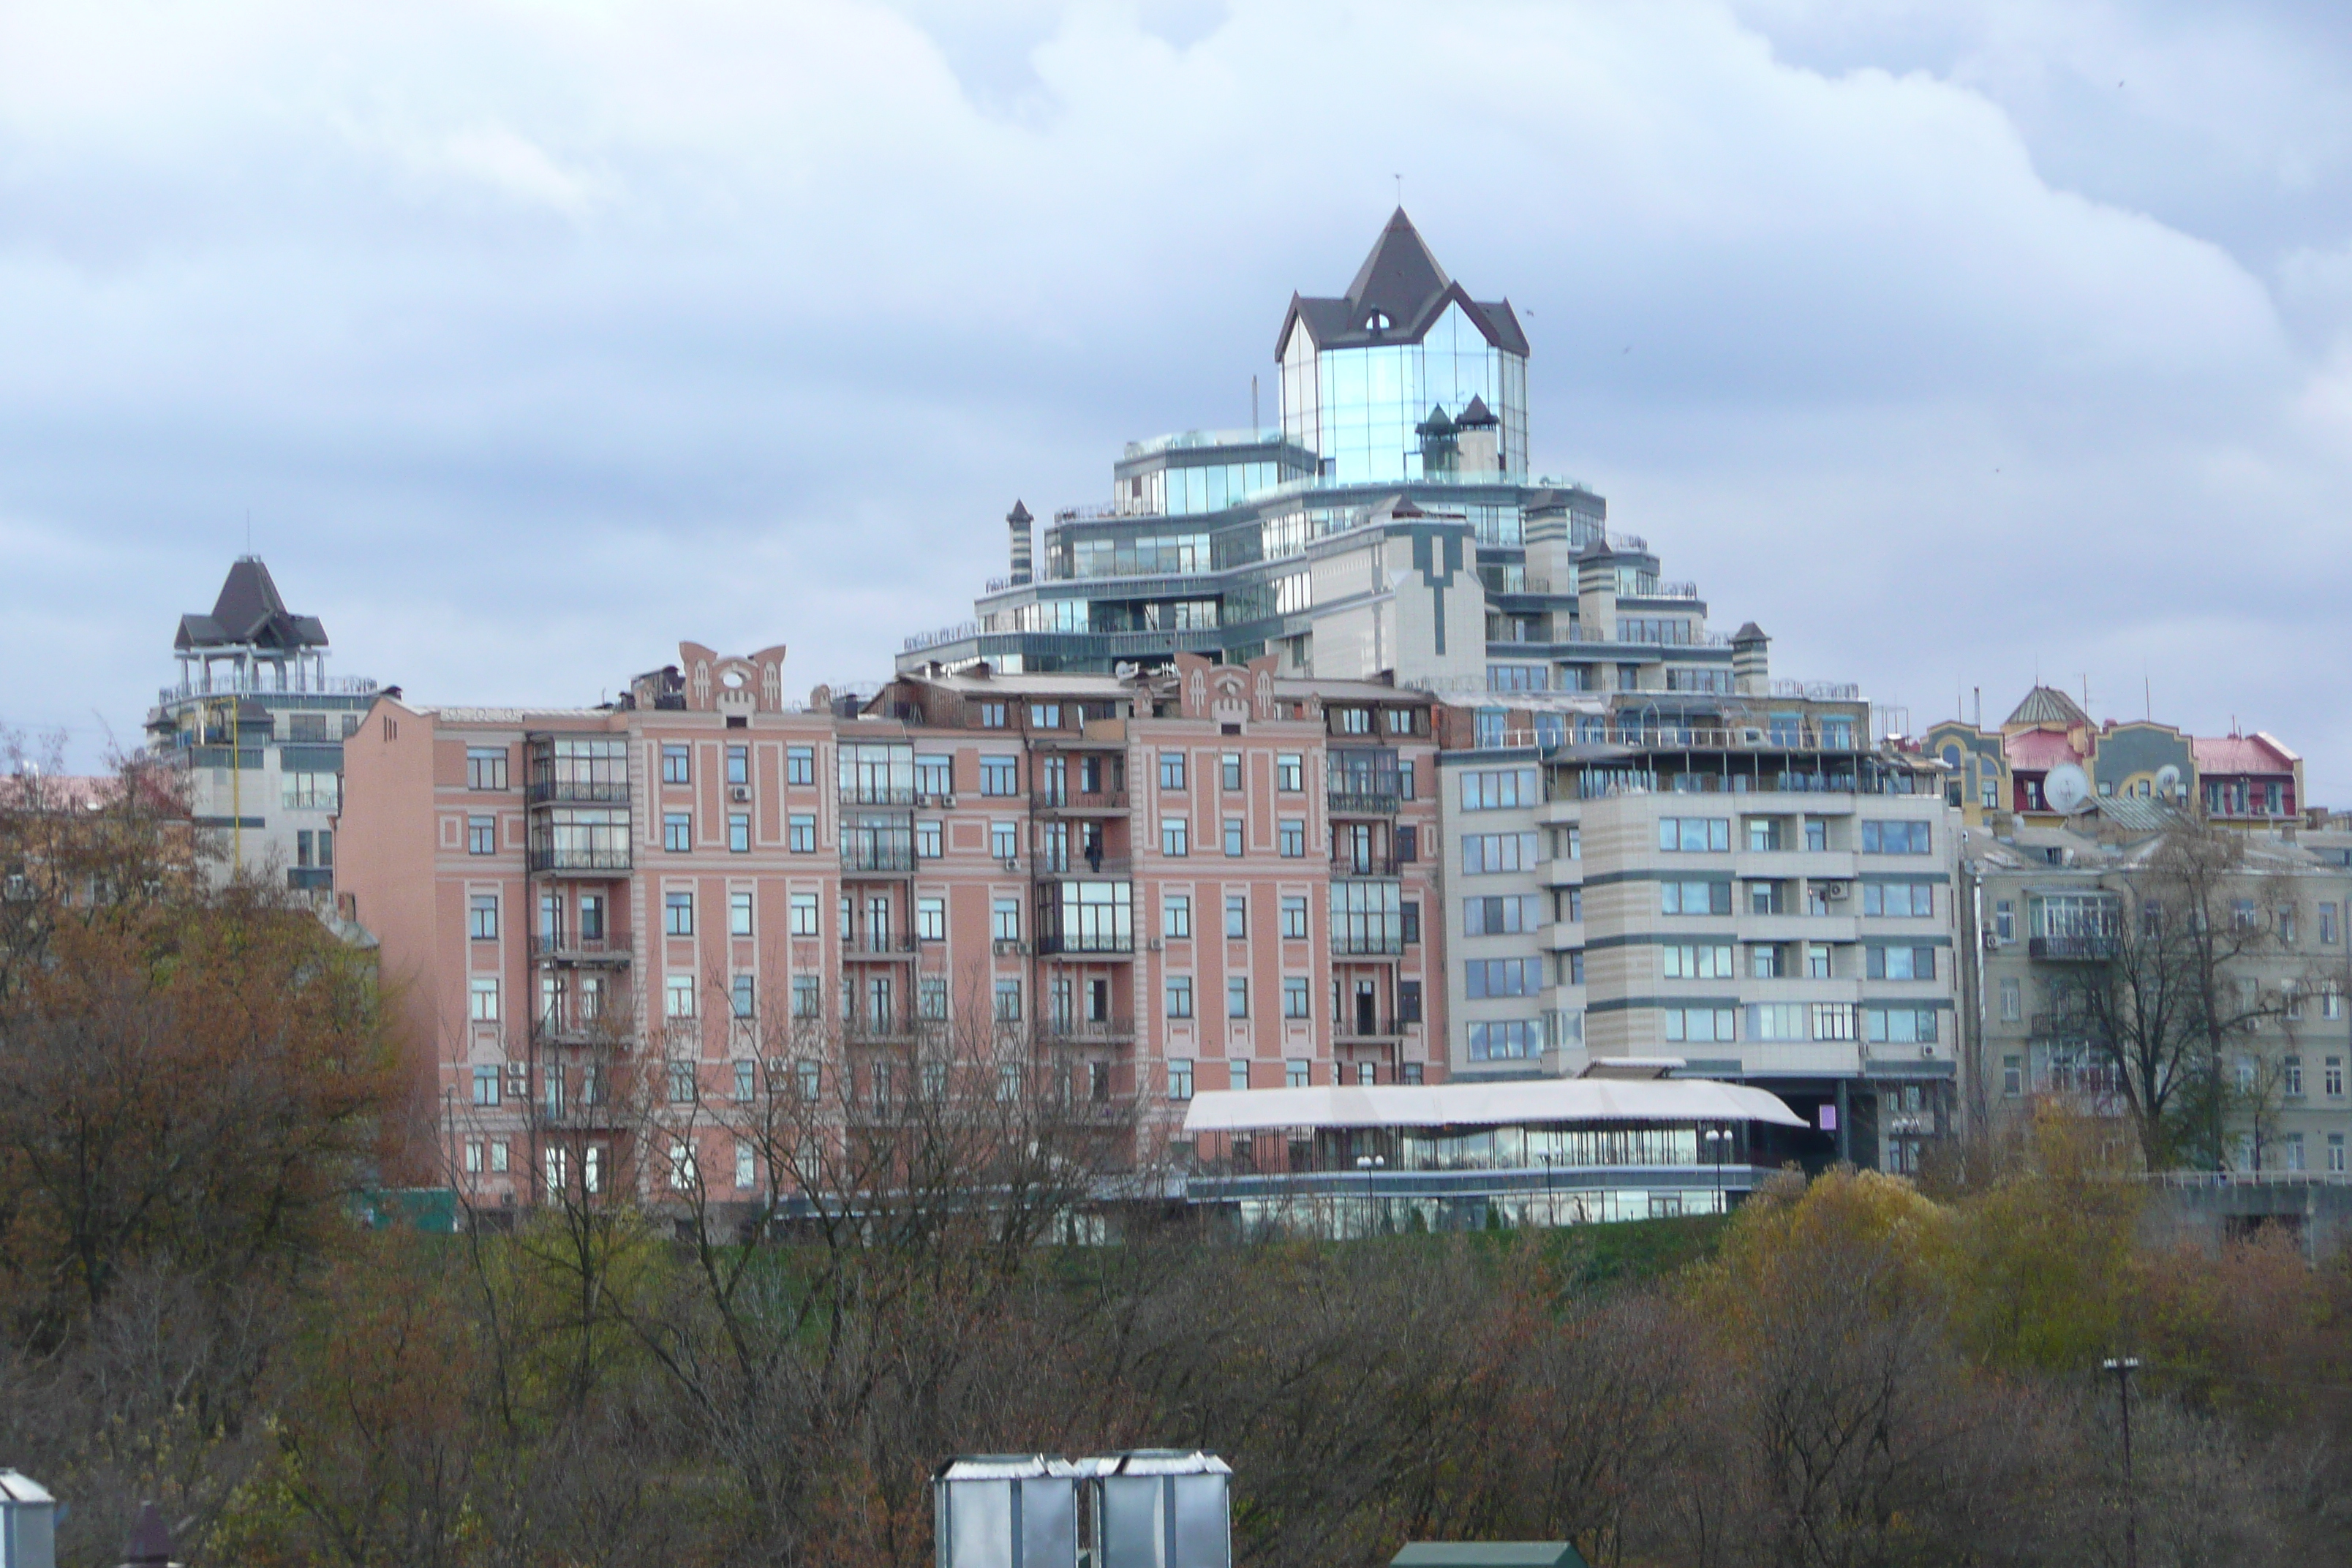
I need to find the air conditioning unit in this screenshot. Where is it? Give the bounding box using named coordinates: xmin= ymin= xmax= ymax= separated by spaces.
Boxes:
xmin=1821 ymin=882 xmax=1848 ymax=900
xmin=1919 ymin=1044 xmax=1935 ymax=1059
xmin=1147 ymin=938 xmax=1164 ymax=952
xmin=1001 ymin=857 xmax=1019 ymax=873
xmin=729 ymin=785 xmax=752 ymax=803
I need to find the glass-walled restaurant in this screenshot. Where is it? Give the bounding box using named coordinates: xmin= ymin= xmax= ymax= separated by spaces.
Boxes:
xmin=1180 ymin=1074 xmax=1803 ymax=1237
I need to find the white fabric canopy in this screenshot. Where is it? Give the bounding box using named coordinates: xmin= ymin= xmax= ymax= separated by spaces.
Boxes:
xmin=1181 ymin=1077 xmax=1805 ymax=1135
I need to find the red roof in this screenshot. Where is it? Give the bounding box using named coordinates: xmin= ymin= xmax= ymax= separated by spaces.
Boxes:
xmin=2005 ymin=729 xmax=2086 ymax=772
xmin=2193 ymin=734 xmax=2295 ymax=776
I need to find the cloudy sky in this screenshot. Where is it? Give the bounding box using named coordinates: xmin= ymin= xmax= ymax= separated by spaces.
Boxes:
xmin=4 ymin=0 xmax=2348 ymax=796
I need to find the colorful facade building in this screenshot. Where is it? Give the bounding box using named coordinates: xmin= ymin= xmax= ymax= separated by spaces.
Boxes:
xmin=336 ymin=644 xmax=1444 ymax=1212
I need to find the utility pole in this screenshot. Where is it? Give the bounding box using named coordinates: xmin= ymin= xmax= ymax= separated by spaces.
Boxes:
xmin=2104 ymin=1356 xmax=2140 ymax=1568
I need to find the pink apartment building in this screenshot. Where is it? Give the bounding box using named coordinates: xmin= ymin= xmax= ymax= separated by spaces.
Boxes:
xmin=337 ymin=644 xmax=1444 ymax=1214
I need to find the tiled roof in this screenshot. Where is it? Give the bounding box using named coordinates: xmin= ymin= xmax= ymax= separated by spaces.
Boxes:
xmin=2193 ymin=734 xmax=2296 ymax=774
xmin=2003 ymin=686 xmax=2090 ymax=728
xmin=2005 ymin=729 xmax=2085 ymax=770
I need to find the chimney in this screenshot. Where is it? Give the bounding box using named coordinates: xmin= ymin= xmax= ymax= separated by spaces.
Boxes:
xmin=1007 ymin=500 xmax=1034 ymax=587
xmin=1730 ymin=623 xmax=1770 ymax=696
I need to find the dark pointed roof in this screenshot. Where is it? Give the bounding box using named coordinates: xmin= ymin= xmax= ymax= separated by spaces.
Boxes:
xmin=1006 ymin=500 xmax=1033 ymax=526
xmin=1731 ymin=622 xmax=1768 ymax=644
xmin=1455 ymin=394 xmax=1498 ymax=428
xmin=126 ymin=1501 xmax=176 ymax=1567
xmin=173 ymin=556 xmax=328 ymax=653
xmin=2005 ymin=685 xmax=2089 ymax=728
xmin=1275 ymin=208 xmax=1530 ymax=361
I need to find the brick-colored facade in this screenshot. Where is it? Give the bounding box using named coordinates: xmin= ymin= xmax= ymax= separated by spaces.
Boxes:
xmin=338 ymin=644 xmax=1444 ymax=1209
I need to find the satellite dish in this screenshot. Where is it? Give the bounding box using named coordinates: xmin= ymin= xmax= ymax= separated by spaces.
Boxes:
xmin=2155 ymin=764 xmax=2182 ymax=799
xmin=2045 ymin=763 xmax=2092 ymax=815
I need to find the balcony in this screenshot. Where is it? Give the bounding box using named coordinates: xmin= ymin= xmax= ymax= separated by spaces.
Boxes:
xmin=531 ymin=936 xmax=635 ymax=966
xmin=1332 ymin=856 xmax=1403 ymax=878
xmin=1037 ymin=930 xmax=1137 ymax=957
xmin=1032 ymin=788 xmax=1129 ymax=814
xmin=1328 ymin=781 xmax=1403 ymax=817
xmin=844 ymin=935 xmax=920 ymax=960
xmin=2029 ymin=935 xmax=2119 ymax=962
xmin=1041 ymin=1014 xmax=1137 ymax=1044
xmin=2029 ymin=1011 xmax=2100 ymax=1039
xmin=839 ymin=784 xmax=917 ymax=807
xmin=840 ymin=843 xmax=916 ymax=875
xmin=1332 ymin=932 xmax=1406 ymax=957
xmin=527 ymin=778 xmax=629 ymax=806
xmin=1334 ymin=1016 xmax=1404 ymax=1042
xmin=527 ymin=848 xmax=633 ymax=876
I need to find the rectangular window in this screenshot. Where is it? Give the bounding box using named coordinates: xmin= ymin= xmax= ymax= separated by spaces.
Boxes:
xmin=469 ymin=894 xmax=498 ymax=940
xmin=1158 ymin=751 xmax=1187 ymax=790
xmin=469 ymin=977 xmax=499 ymax=1021
xmin=1401 ymin=900 xmax=1421 ymax=945
xmin=1275 ymin=754 xmax=1303 ymax=791
xmin=1225 ymin=894 xmax=1247 ymax=940
xmin=731 ymin=976 xmax=755 ymax=1019
xmin=1229 ymin=1060 xmax=1251 ymax=1091
xmin=784 ymin=813 xmax=814 ymax=853
xmin=2332 ymin=1134 xmax=2348 ymax=1175
xmin=1746 ymin=818 xmax=1783 ymax=853
xmin=2323 ymin=903 xmax=2340 ymax=945
xmin=992 ymin=821 xmax=1019 ymax=861
xmin=1226 ymin=977 xmax=1248 ymax=1018
xmin=980 ymin=756 xmax=1019 ymax=796
xmin=1460 ymin=832 xmax=1539 ymax=874
xmin=468 ymin=815 xmax=496 ymax=855
xmin=665 ymin=975 xmax=696 ymax=1018
xmin=1866 ymin=946 xmax=1937 ymax=980
xmin=1663 ymin=1007 xmax=1735 ymax=1044
xmin=1277 ymin=819 xmax=1305 ymax=858
xmin=2330 ymin=1058 xmax=2345 ymax=1096
xmin=725 ymin=745 xmax=748 ymax=787
xmin=1747 ymin=1003 xmax=1807 ymax=1041
xmin=992 ymin=898 xmax=1022 ymax=942
xmin=472 ymin=1064 xmax=500 ymax=1105
xmin=2003 ymin=1055 xmax=2024 ymax=1096
xmin=1223 ymin=818 xmax=1244 ymax=856
xmin=1163 ymin=893 xmax=1192 ymax=938
xmin=1812 ymin=1002 xmax=1857 ymax=1040
xmin=1463 ymin=894 xmax=1542 ymax=935
xmin=664 ymin=812 xmax=691 ymax=852
xmin=1280 ymin=896 xmax=1308 ymax=940
xmin=1282 ymin=978 xmax=1311 ymax=1018
xmin=1660 ymin=880 xmax=1733 ymax=916
xmin=1999 ymin=977 xmax=2021 ymax=1022
xmin=786 ymin=746 xmax=815 ymax=785
xmin=913 ymin=819 xmax=942 ymax=859
xmin=1657 ymin=817 xmax=1731 ymax=853
xmin=1860 ymin=821 xmax=1932 ymax=854
xmin=913 ymin=754 xmax=951 ymax=797
xmin=466 ymin=745 xmax=509 ymax=791
xmin=2285 ymin=1057 xmax=2305 ymax=1096
xmin=1661 ymin=943 xmax=1735 ymax=979
xmin=1169 ymin=1060 xmax=1194 ymax=1100
xmin=916 ymin=897 xmax=946 ymax=942
xmin=1467 ymin=1020 xmax=1541 ymax=1060
xmin=1285 ymin=1059 xmax=1309 ymax=1089
xmin=1028 ymin=703 xmax=1061 ymax=729
xmin=664 ymin=891 xmax=694 ymax=935
xmin=1864 ymin=1006 xmax=1940 ymax=1044
xmin=1398 ymin=979 xmax=1422 ymax=1023
xmin=1166 ymin=976 xmax=1194 ymax=1018
xmin=662 ymin=744 xmax=690 ymax=785
xmin=1994 ymin=900 xmax=2015 ymax=942
xmin=788 ymin=893 xmax=818 ymax=937
xmin=1466 ymin=958 xmax=1542 ymax=998
xmin=728 ymin=813 xmax=750 ymax=853
xmin=1863 ymin=882 xmax=1937 ymax=918
xmin=994 ymin=979 xmax=1022 ymax=1022
xmin=791 ymin=976 xmax=820 ymax=1019
xmin=1221 ymin=753 xmax=1243 ymax=791
xmin=1459 ymin=767 xmax=1541 ymax=810
xmin=1161 ymin=818 xmax=1189 ymax=856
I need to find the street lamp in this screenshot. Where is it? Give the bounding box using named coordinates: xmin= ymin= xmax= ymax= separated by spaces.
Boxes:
xmin=1538 ymin=1152 xmax=1558 ymax=1228
xmin=1702 ymin=1126 xmax=1730 ymax=1214
xmin=2104 ymin=1357 xmax=2141 ymax=1568
xmin=1354 ymin=1153 xmax=1385 ymax=1237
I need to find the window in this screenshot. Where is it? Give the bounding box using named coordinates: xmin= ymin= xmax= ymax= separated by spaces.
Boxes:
xmin=2003 ymin=1055 xmax=2023 ymax=1096
xmin=1564 ymin=951 xmax=1585 ymax=985
xmin=1867 ymin=946 xmax=1937 ymax=980
xmin=1863 ymin=882 xmax=1936 ymax=918
xmin=1747 ymin=1003 xmax=1808 ymax=1041
xmin=725 ymin=745 xmax=748 ymax=787
xmin=1468 ymin=1020 xmax=1541 ymax=1060
xmin=980 ymin=756 xmax=1019 ymax=796
xmin=1275 ymin=754 xmax=1303 ymax=791
xmin=468 ymin=815 xmax=496 ymax=855
xmin=1159 ymin=751 xmax=1187 ymax=790
xmin=909 ymin=819 xmax=941 ymax=860
xmin=2285 ymin=1133 xmax=2306 ymax=1172
xmin=1663 ymin=1007 xmax=1735 ymax=1044
xmin=1283 ymin=978 xmax=1311 ymax=1018
xmin=1460 ymin=832 xmax=1539 ymax=874
xmin=785 ymin=745 xmax=815 ymax=785
xmin=1162 ymin=893 xmax=1192 ymax=940
xmin=1225 ymin=894 xmax=1247 ymax=939
xmin=988 ymin=821 xmax=1018 ymax=862
xmin=1999 ymin=978 xmax=2021 ymax=1022
xmin=1223 ymin=818 xmax=1244 ymax=856
xmin=464 ymin=1140 xmax=483 ymax=1175
xmin=469 ymin=977 xmax=499 ymax=1021
xmin=1466 ymin=958 xmax=1542 ymax=998
xmin=1662 ymin=943 xmax=1735 ymax=980
xmin=2231 ymin=898 xmax=2258 ymax=932
xmin=663 ymin=891 xmax=694 ymax=935
xmin=1398 ymin=979 xmax=1422 ymax=1023
xmin=2332 ymin=1134 xmax=2348 ymax=1175
xmin=913 ymin=896 xmax=946 ymax=943
xmin=1812 ymin=1003 xmax=1857 ymax=1040
xmin=2330 ymin=1058 xmax=2345 ymax=1096
xmin=1864 ymin=1006 xmax=1939 ymax=1044
xmin=731 ymin=976 xmax=755 ymax=1020
xmin=663 ymin=974 xmax=696 ymax=1018
xmin=662 ymin=812 xmax=690 ymax=852
xmin=1994 ymin=899 xmax=2015 ymax=942
xmin=1169 ymin=1060 xmax=1194 ymax=1100
xmin=1285 ymin=1059 xmax=1310 ymax=1089
xmin=1220 ymin=753 xmax=1243 ymax=791
xmin=788 ymin=892 xmax=818 ymax=937
xmin=662 ymin=744 xmax=690 ymax=785
xmin=728 ymin=813 xmax=750 ymax=853
xmin=994 ymin=979 xmax=1022 ymax=1022
xmin=1463 ymin=895 xmax=1542 ymax=935
xmin=1161 ymin=818 xmax=1189 ymax=856
xmin=2323 ymin=903 xmax=2340 ymax=945
xmin=1226 ymin=977 xmax=1249 ymax=1018
xmin=909 ymin=754 xmax=951 ymax=798
xmin=1460 ymin=768 xmax=1540 ymax=810
xmin=472 ymin=1064 xmax=500 ymax=1105
xmin=788 ymin=975 xmax=819 ymax=1019
xmin=2280 ymin=906 xmax=2300 ymax=946
xmin=1861 ymin=820 xmax=1932 ymax=854
xmin=469 ymin=894 xmax=498 ymax=940
xmin=1746 ymin=818 xmax=1784 ymax=853
xmin=1164 ymin=974 xmax=1196 ymax=1019
xmin=1280 ymin=896 xmax=1308 ymax=939
xmin=773 ymin=813 xmax=809 ymax=853
xmin=668 ymin=1139 xmax=698 ymax=1190
xmin=1661 ymin=881 xmax=1732 ymax=916
xmin=1027 ymin=703 xmax=1061 ymax=730
xmin=467 ymin=746 xmax=509 ymax=790
xmin=1658 ymin=817 xmax=1730 ymax=852
xmin=1401 ymin=900 xmax=1421 ymax=945
xmin=1278 ymin=819 xmax=1305 ymax=858
xmin=1806 ymin=943 xmax=1831 ymax=979
xmin=992 ymin=898 xmax=1022 ymax=942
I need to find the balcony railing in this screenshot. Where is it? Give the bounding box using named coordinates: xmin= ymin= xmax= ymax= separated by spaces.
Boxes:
xmin=839 ymin=784 xmax=917 ymax=807
xmin=2029 ymin=1011 xmax=2100 ymax=1038
xmin=1038 ymin=931 xmax=1137 ymax=957
xmin=527 ymin=848 xmax=633 ymax=875
xmin=527 ymin=778 xmax=630 ymax=805
xmin=1332 ymin=932 xmax=1406 ymax=957
xmin=2029 ymin=935 xmax=2119 ymax=962
xmin=1328 ymin=783 xmax=1403 ymax=816
xmin=1041 ymin=1014 xmax=1137 ymax=1043
xmin=531 ymin=936 xmax=635 ymax=965
xmin=158 ymin=673 xmax=379 ymax=704
xmin=1332 ymin=856 xmax=1403 ymax=878
xmin=1334 ymin=1017 xmax=1403 ymax=1041
xmin=1033 ymin=788 xmax=1129 ymax=813
xmin=843 ymin=935 xmax=920 ymax=958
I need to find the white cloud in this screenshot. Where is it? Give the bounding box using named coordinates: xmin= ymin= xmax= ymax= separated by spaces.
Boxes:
xmin=0 ymin=0 xmax=2347 ymax=799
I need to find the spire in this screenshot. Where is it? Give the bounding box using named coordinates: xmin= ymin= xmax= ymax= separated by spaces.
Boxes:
xmin=1344 ymin=208 xmax=1452 ymax=328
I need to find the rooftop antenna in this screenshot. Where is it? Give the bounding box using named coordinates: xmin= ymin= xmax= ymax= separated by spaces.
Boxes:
xmin=1393 ymin=173 xmax=1401 ymax=206
xmin=1251 ymin=373 xmax=1259 ymax=429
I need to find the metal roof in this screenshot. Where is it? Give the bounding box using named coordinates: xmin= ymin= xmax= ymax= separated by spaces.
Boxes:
xmin=1181 ymin=1079 xmax=1804 ymax=1135
xmin=175 ymin=555 xmax=329 ymax=652
xmin=1277 ymin=209 xmax=1529 ymax=359
xmin=1392 ymin=1545 xmax=1589 ymax=1568
xmin=2003 ymin=686 xmax=2091 ymax=728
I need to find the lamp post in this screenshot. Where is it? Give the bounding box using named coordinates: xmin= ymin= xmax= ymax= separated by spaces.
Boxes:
xmin=2104 ymin=1356 xmax=2141 ymax=1568
xmin=1354 ymin=1153 xmax=1385 ymax=1237
xmin=1539 ymin=1152 xmax=1557 ymax=1228
xmin=1703 ymin=1126 xmax=1729 ymax=1214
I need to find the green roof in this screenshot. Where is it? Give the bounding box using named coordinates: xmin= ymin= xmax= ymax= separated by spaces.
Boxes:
xmin=1392 ymin=1545 xmax=1589 ymax=1568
